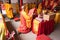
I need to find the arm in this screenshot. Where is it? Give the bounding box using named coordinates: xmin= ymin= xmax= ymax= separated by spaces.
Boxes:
xmin=22 ymin=11 xmax=31 ymax=20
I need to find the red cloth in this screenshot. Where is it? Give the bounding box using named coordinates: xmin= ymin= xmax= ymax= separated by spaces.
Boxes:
xmin=37 ymin=19 xmax=55 ymax=35
xmin=18 ymin=26 xmax=31 ymax=33
xmin=42 ymin=0 xmax=45 ymax=8
xmin=37 ymin=21 xmax=45 ymax=36
xmin=36 ymin=34 xmax=51 ymax=40
xmin=14 ymin=17 xmax=20 ymax=21
xmin=17 ymin=11 xmax=31 ymax=33
xmin=45 ymin=19 xmax=55 ymax=35
xmin=49 ymin=19 xmax=54 ymax=34
xmin=11 ymin=37 xmax=15 ymax=40
xmin=32 ymin=19 xmax=54 ymax=35
xmin=45 ymin=20 xmax=50 ymax=35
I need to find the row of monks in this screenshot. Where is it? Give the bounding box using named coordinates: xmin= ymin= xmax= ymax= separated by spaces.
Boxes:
xmin=24 ymin=0 xmax=58 ymax=14
xmin=18 ymin=0 xmax=60 ymax=39
xmin=0 ymin=0 xmax=59 ymax=19
xmin=17 ymin=0 xmax=60 ymax=34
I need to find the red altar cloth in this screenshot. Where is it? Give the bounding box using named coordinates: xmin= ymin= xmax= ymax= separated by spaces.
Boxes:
xmin=36 ymin=34 xmax=51 ymax=40
xmin=32 ymin=17 xmax=55 ymax=35
xmin=32 ymin=18 xmax=44 ymax=34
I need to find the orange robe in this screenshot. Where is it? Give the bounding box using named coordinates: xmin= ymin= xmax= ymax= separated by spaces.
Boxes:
xmin=54 ymin=13 xmax=60 ymax=23
xmin=37 ymin=9 xmax=42 ymax=15
xmin=37 ymin=3 xmax=42 ymax=15
xmin=4 ymin=3 xmax=13 ymax=18
xmin=17 ymin=10 xmax=31 ymax=33
xmin=18 ymin=8 xmax=35 ymax=33
xmin=20 ymin=10 xmax=31 ymax=28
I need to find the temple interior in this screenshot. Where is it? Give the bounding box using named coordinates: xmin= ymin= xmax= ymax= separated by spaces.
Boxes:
xmin=0 ymin=0 xmax=60 ymax=40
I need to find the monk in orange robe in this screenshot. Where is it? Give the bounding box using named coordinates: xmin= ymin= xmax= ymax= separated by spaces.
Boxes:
xmin=37 ymin=3 xmax=42 ymax=15
xmin=17 ymin=6 xmax=35 ymax=33
xmin=4 ymin=2 xmax=13 ymax=19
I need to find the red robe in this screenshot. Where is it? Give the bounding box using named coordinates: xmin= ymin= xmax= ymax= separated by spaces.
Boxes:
xmin=17 ymin=8 xmax=35 ymax=33
xmin=17 ymin=10 xmax=31 ymax=33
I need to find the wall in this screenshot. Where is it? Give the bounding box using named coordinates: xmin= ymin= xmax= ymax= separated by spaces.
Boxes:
xmin=11 ymin=0 xmax=37 ymax=3
xmin=23 ymin=0 xmax=42 ymax=3
xmin=11 ymin=0 xmax=18 ymax=3
xmin=23 ymin=0 xmax=36 ymax=3
xmin=1 ymin=0 xmax=42 ymax=3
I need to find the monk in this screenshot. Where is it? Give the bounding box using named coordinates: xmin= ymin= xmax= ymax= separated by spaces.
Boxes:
xmin=17 ymin=6 xmax=35 ymax=33
xmin=37 ymin=3 xmax=42 ymax=15
xmin=4 ymin=1 xmax=13 ymax=19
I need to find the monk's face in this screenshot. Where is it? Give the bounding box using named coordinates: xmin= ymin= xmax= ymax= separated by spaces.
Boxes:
xmin=45 ymin=1 xmax=48 ymax=6
xmin=50 ymin=1 xmax=54 ymax=6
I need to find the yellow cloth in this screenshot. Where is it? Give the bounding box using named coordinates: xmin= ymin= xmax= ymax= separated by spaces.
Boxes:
xmin=4 ymin=3 xmax=13 ymax=18
xmin=0 ymin=14 xmax=7 ymax=40
xmin=0 ymin=21 xmax=6 ymax=40
xmin=54 ymin=13 xmax=60 ymax=23
xmin=21 ymin=10 xmax=30 ymax=20
xmin=37 ymin=9 xmax=42 ymax=15
xmin=26 ymin=20 xmax=31 ymax=28
xmin=37 ymin=3 xmax=42 ymax=15
xmin=33 ymin=19 xmax=40 ymax=34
